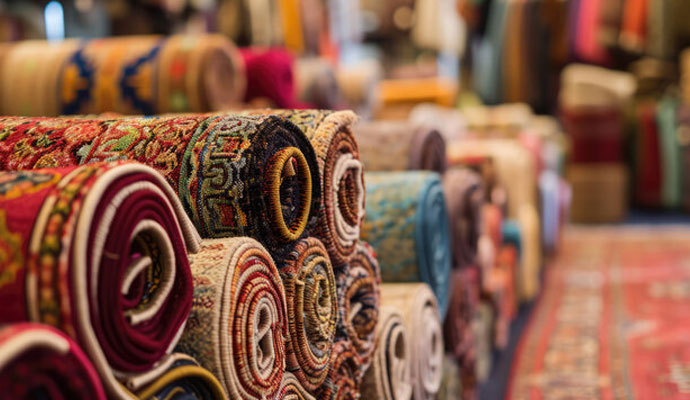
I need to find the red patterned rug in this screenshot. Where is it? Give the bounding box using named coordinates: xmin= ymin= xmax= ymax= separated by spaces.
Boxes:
xmin=509 ymin=227 xmax=690 ymax=399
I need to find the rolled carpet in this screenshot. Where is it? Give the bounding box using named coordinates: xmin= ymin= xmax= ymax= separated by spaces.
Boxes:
xmin=362 ymin=171 xmax=452 ymax=316
xmin=360 ymin=307 xmax=413 ymax=400
xmin=295 ymin=57 xmax=342 ymax=109
xmin=317 ymin=339 xmax=361 ymax=400
xmin=0 ymin=35 xmax=245 ymax=116
xmin=335 ymin=242 xmax=381 ymax=367
xmin=240 ymin=48 xmax=301 ymax=108
xmin=276 ymin=372 xmax=316 ymax=400
xmin=176 ymin=237 xmax=288 ymax=399
xmin=278 ymin=237 xmax=338 ymax=392
xmin=442 ymin=167 xmax=484 ymax=269
xmin=0 ymin=161 xmax=199 ymax=399
xmin=379 ymin=283 xmax=444 ymax=400
xmin=0 ymin=323 xmax=106 ymax=399
xmin=0 ymin=113 xmax=320 ymax=259
xmin=245 ymin=109 xmax=363 ymax=267
xmin=353 ymin=120 xmax=447 ymax=174
xmin=126 ymin=353 xmax=225 ymax=400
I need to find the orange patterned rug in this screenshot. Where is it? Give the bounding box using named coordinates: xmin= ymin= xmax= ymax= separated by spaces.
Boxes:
xmin=509 ymin=227 xmax=690 ymax=399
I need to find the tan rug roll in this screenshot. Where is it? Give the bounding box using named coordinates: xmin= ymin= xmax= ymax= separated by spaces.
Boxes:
xmin=379 ymin=283 xmax=444 ymax=400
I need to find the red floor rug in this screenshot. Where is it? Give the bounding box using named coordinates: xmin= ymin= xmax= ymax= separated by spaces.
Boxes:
xmin=509 ymin=227 xmax=690 ymax=399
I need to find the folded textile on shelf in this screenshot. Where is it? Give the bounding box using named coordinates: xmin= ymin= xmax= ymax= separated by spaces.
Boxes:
xmin=379 ymin=283 xmax=444 ymax=400
xmin=245 ymin=109 xmax=363 ymax=267
xmin=362 ymin=171 xmax=452 ymax=316
xmin=278 ymin=237 xmax=337 ymax=392
xmin=0 ymin=113 xmax=320 ymax=259
xmin=0 ymin=161 xmax=199 ymax=399
xmin=335 ymin=242 xmax=381 ymax=368
xmin=126 ymin=353 xmax=225 ymax=400
xmin=360 ymin=306 xmax=412 ymax=400
xmin=354 ymin=120 xmax=447 ymax=174
xmin=276 ymin=372 xmax=316 ymax=400
xmin=0 ymin=35 xmax=245 ymax=116
xmin=0 ymin=323 xmax=106 ymax=399
xmin=176 ymin=237 xmax=287 ymax=400
xmin=442 ymin=167 xmax=484 ymax=269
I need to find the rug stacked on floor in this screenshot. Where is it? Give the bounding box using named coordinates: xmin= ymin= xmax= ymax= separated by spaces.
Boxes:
xmin=354 ymin=120 xmax=447 ymax=174
xmin=0 ymin=323 xmax=106 ymax=399
xmin=0 ymin=161 xmax=199 ymax=398
xmin=0 ymin=35 xmax=245 ymax=116
xmin=0 ymin=113 xmax=321 ymax=259
xmin=362 ymin=171 xmax=452 ymax=316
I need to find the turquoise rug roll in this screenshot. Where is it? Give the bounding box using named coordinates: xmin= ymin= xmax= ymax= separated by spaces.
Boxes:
xmin=362 ymin=171 xmax=452 ymax=316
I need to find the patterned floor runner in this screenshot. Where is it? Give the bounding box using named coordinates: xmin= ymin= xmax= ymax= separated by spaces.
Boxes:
xmin=509 ymin=226 xmax=690 ymax=399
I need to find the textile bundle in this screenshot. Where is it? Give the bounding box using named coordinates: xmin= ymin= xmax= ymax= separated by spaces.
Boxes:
xmin=0 ymin=161 xmax=199 ymax=399
xmin=379 ymin=283 xmax=444 ymax=400
xmin=246 ymin=109 xmax=363 ymax=267
xmin=279 ymin=237 xmax=337 ymax=392
xmin=176 ymin=237 xmax=288 ymax=399
xmin=276 ymin=372 xmax=316 ymax=400
xmin=0 ymin=114 xmax=321 ymax=259
xmin=360 ymin=307 xmax=412 ymax=400
xmin=335 ymin=242 xmax=381 ymax=367
xmin=0 ymin=323 xmax=106 ymax=399
xmin=442 ymin=167 xmax=484 ymax=269
xmin=0 ymin=35 xmax=245 ymax=116
xmin=127 ymin=354 xmax=225 ymax=400
xmin=354 ymin=120 xmax=447 ymax=174
xmin=362 ymin=171 xmax=452 ymax=316
xmin=317 ymin=339 xmax=361 ymax=400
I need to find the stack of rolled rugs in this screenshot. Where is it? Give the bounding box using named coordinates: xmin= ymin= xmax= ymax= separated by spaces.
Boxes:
xmin=0 ymin=108 xmax=448 ymax=400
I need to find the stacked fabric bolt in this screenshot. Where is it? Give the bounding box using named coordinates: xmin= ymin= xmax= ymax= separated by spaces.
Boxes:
xmin=354 ymin=120 xmax=447 ymax=174
xmin=0 ymin=35 xmax=245 ymax=116
xmin=0 ymin=161 xmax=200 ymax=398
xmin=0 ymin=113 xmax=321 ymax=260
xmin=362 ymin=171 xmax=452 ymax=316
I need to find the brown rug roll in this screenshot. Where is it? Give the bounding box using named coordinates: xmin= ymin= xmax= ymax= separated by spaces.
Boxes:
xmin=354 ymin=120 xmax=447 ymax=174
xmin=442 ymin=167 xmax=484 ymax=268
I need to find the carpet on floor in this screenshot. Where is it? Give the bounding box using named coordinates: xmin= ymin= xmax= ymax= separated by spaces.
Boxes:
xmin=509 ymin=226 xmax=690 ymax=399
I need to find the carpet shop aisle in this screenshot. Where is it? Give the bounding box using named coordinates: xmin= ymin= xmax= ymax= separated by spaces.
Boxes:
xmin=509 ymin=227 xmax=690 ymax=399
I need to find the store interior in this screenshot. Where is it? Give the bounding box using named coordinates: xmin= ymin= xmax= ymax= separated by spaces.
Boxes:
xmin=0 ymin=0 xmax=688 ymax=399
